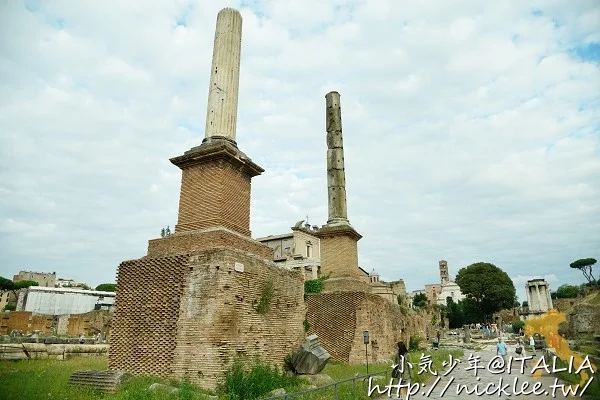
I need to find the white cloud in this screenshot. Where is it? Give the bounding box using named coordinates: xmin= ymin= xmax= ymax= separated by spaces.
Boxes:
xmin=0 ymin=0 xmax=598 ymax=304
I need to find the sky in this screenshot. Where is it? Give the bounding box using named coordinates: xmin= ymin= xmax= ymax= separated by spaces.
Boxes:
xmin=0 ymin=0 xmax=599 ymax=303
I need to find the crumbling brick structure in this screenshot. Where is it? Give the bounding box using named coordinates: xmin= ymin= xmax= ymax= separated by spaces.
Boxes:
xmin=108 ymin=8 xmax=305 ymax=389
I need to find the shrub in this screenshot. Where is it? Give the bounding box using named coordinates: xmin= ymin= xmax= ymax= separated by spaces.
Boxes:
xmin=511 ymin=320 xmax=525 ymax=332
xmin=256 ymin=278 xmax=274 ymax=315
xmin=409 ymin=335 xmax=422 ymax=351
xmin=217 ymin=357 xmax=302 ymax=400
xmin=3 ymin=302 xmax=16 ymax=311
xmin=304 ymin=275 xmax=329 ymax=294
xmin=303 ymin=319 xmax=310 ymax=332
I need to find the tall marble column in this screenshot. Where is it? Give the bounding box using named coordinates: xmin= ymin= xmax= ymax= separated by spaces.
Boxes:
xmin=204 ymin=8 xmax=242 ymax=143
xmin=325 ymin=91 xmax=349 ymax=225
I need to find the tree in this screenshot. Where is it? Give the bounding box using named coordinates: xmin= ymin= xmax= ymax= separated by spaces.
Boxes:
xmin=569 ymin=258 xmax=597 ymax=286
xmin=522 ymin=301 xmax=528 ymax=307
xmin=455 ymin=262 xmax=516 ymax=320
xmin=412 ymin=293 xmax=428 ymax=307
xmin=95 ymin=283 xmax=116 ymax=292
xmin=0 ymin=276 xmax=14 ymax=294
xmin=511 ymin=320 xmax=525 ymax=332
xmin=446 ymin=297 xmax=465 ymax=329
xmin=11 ymin=280 xmax=38 ymax=299
xmin=555 ymin=284 xmax=580 ymax=299
xmin=161 ymin=228 xmax=166 ymax=238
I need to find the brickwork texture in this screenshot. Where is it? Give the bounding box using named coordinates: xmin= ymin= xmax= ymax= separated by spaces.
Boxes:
xmin=109 ymin=255 xmax=189 ymax=377
xmin=318 ymin=234 xmax=361 ymax=279
xmin=306 ymin=292 xmax=428 ymax=363
xmin=109 ymin=244 xmax=305 ymax=389
xmin=175 ymin=159 xmax=252 ymax=236
xmin=147 ymin=228 xmax=272 ymax=260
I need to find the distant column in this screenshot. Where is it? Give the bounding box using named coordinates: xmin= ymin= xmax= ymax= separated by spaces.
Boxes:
xmin=204 ymin=8 xmax=243 ymax=143
xmin=325 ymin=91 xmax=349 ymax=225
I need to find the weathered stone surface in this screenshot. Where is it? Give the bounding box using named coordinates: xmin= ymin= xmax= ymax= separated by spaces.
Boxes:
xmin=302 ymin=373 xmax=333 ymax=386
xmin=110 ymin=246 xmax=305 ymax=390
xmin=291 ymin=334 xmax=330 ymax=374
xmin=148 ymin=383 xmax=180 ymax=393
xmin=204 ymin=8 xmax=242 ymax=142
xmin=267 ymin=388 xmax=286 ymax=396
xmin=69 ymin=370 xmax=132 ymax=393
xmin=324 ymin=92 xmax=348 ymax=223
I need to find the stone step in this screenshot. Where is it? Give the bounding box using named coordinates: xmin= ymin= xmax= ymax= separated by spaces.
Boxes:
xmin=68 ymin=370 xmax=132 ymax=393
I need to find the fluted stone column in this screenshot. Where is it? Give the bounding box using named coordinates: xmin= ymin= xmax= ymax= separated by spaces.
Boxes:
xmin=204 ymin=8 xmax=242 ymax=143
xmin=325 ymin=91 xmax=349 ymax=225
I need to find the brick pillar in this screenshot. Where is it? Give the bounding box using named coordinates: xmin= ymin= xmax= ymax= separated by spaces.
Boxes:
xmin=171 ymin=140 xmax=263 ymax=237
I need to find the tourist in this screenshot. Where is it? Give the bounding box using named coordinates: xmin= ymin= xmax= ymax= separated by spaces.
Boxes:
xmin=496 ymin=337 xmax=508 ymax=365
xmin=393 ymin=341 xmax=412 ymax=398
xmin=529 ymin=334 xmax=536 ymax=354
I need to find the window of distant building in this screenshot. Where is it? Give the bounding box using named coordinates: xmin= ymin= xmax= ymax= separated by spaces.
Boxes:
xmin=306 ymin=245 xmax=311 ymax=258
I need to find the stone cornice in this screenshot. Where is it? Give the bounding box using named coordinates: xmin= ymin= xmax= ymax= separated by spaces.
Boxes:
xmin=314 ymin=223 xmax=362 ymax=241
xmin=170 ymin=138 xmax=264 ymax=177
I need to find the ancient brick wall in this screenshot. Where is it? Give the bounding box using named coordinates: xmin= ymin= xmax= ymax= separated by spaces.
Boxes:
xmin=147 ymin=228 xmax=272 ymax=259
xmin=318 ymin=235 xmax=360 ymax=278
xmin=109 ymin=255 xmax=189 ymax=377
xmin=66 ymin=310 xmax=112 ymax=336
xmin=171 ymin=247 xmax=305 ymax=389
xmin=175 ymin=160 xmax=252 ymax=236
xmin=323 ymin=278 xmax=372 ymax=293
xmin=0 ymin=312 xmax=32 ymax=334
xmin=306 ymin=292 xmax=428 ymax=363
xmin=31 ymin=315 xmax=53 ymax=333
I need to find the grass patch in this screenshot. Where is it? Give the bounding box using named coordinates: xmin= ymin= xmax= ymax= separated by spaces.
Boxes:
xmin=216 ymin=357 xmax=303 ymax=400
xmin=0 ymin=358 xmax=215 ymax=400
xmin=0 ymin=349 xmax=464 ymax=400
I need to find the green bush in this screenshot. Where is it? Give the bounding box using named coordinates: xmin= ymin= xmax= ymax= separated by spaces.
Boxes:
xmin=409 ymin=335 xmax=422 ymax=351
xmin=217 ymin=357 xmax=302 ymax=400
xmin=303 ymin=319 xmax=310 ymax=332
xmin=511 ymin=320 xmax=525 ymax=332
xmin=304 ymin=277 xmax=327 ymax=294
xmin=3 ymin=302 xmax=16 ymax=311
xmin=256 ymin=278 xmax=274 ymax=315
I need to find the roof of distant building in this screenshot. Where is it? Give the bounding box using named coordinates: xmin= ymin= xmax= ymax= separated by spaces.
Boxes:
xmin=28 ymin=286 xmax=115 ymax=296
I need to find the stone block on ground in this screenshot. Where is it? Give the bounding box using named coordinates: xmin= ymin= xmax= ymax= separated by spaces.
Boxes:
xmin=302 ymin=373 xmax=333 ymax=387
xmin=148 ymin=383 xmax=180 ymax=394
xmin=291 ymin=335 xmax=330 ymax=375
xmin=69 ymin=370 xmax=132 ymax=393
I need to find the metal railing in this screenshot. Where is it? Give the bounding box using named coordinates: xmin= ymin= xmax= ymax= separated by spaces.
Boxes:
xmin=263 ymin=369 xmax=391 ymax=400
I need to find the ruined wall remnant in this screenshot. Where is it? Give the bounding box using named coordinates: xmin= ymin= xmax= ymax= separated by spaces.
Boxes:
xmin=108 ymin=7 xmax=305 ymax=389
xmin=306 ymin=292 xmax=427 ymax=363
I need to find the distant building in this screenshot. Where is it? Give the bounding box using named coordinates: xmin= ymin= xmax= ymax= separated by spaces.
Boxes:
xmin=18 ymin=286 xmax=115 ymax=315
xmin=55 ymin=278 xmax=90 ymax=289
xmin=256 ymin=221 xmax=321 ymax=280
xmin=368 ymin=269 xmax=406 ymax=304
xmin=13 ymin=271 xmax=56 ymax=288
xmin=425 ymin=284 xmax=442 ymax=304
xmin=435 ymin=261 xmax=466 ymax=305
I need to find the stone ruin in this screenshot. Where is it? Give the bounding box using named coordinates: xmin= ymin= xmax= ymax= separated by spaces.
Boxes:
xmin=107 ymin=6 xmax=428 ymax=390
xmin=108 ymin=8 xmax=304 ymax=389
xmin=290 ymin=334 xmax=330 ymax=375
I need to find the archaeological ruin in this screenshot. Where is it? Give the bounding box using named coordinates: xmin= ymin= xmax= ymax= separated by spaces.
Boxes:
xmin=108 ymin=8 xmax=305 ymax=389
xmin=108 ymin=7 xmax=426 ymax=388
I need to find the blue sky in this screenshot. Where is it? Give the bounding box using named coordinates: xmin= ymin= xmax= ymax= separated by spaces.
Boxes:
xmin=0 ymin=0 xmax=599 ymax=303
